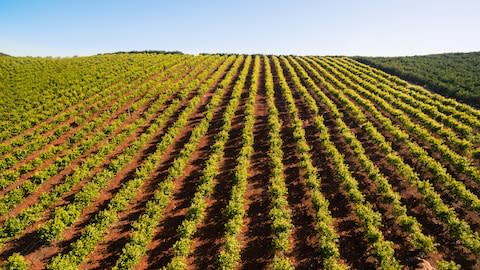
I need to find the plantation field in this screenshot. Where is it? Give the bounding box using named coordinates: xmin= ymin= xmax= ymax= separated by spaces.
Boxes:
xmin=356 ymin=52 xmax=480 ymax=107
xmin=0 ymin=54 xmax=480 ymax=269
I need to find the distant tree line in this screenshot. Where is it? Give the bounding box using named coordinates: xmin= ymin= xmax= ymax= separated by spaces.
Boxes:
xmin=356 ymin=52 xmax=480 ymax=108
xmin=98 ymin=50 xmax=183 ymax=55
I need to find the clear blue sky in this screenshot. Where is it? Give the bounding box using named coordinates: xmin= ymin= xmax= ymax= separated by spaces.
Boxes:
xmin=1 ymin=0 xmax=479 ymax=57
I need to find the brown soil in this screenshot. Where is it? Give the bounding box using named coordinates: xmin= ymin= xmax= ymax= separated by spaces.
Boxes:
xmin=0 ymin=63 xmax=194 ymax=224
xmin=282 ymin=59 xmax=427 ymax=267
xmin=271 ymin=58 xmax=323 ymax=269
xmin=0 ymin=79 xmax=187 ymax=268
xmin=301 ymin=58 xmax=480 ymax=269
xmin=79 ymin=57 xmax=244 ymax=270
xmin=187 ymin=70 xmax=251 ymax=269
xmin=0 ymin=56 xmax=186 ymax=148
xmin=0 ymin=60 xmax=195 ymax=196
xmin=3 ymin=55 xmax=478 ymax=269
xmin=0 ymin=85 xmax=104 ymax=146
xmin=53 ymin=59 xmax=218 ymax=212
xmin=134 ymin=58 xmax=250 ymax=270
xmin=0 ymin=68 xmax=162 ymax=160
xmin=235 ymin=58 xmax=272 ymax=270
xmin=327 ymin=61 xmax=480 ymax=197
xmin=333 ymin=59 xmax=474 ymax=156
xmin=286 ymin=58 xmax=386 ymax=268
xmin=0 ymin=59 xmax=228 ymax=269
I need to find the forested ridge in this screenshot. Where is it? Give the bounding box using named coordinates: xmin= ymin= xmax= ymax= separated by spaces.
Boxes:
xmin=356 ymin=52 xmax=480 ymax=107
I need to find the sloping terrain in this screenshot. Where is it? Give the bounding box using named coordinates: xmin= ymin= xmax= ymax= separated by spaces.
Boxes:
xmin=356 ymin=52 xmax=480 ymax=107
xmin=0 ymin=54 xmax=480 ymax=269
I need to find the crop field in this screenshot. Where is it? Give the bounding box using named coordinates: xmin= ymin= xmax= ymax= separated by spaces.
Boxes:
xmin=356 ymin=52 xmax=480 ymax=107
xmin=1 ymin=54 xmax=480 ymax=270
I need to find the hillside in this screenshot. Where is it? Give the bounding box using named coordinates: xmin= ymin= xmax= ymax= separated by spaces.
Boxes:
xmin=356 ymin=52 xmax=480 ymax=107
xmin=0 ymin=54 xmax=480 ymax=269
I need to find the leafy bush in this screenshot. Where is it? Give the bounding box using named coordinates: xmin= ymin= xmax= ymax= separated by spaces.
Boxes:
xmin=4 ymin=253 xmax=28 ymax=270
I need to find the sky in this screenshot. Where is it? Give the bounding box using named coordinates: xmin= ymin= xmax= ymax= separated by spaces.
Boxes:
xmin=1 ymin=0 xmax=480 ymax=57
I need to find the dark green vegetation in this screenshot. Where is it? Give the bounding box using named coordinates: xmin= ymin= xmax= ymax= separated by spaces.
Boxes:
xmin=0 ymin=54 xmax=480 ymax=269
xmin=99 ymin=50 xmax=184 ymax=55
xmin=356 ymin=52 xmax=480 ymax=107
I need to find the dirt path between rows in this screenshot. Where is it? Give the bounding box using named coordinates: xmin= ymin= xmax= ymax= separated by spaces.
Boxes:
xmin=0 ymin=59 xmax=227 ymax=269
xmin=79 ymin=58 xmax=244 ymax=270
xmin=187 ymin=65 xmax=251 ymax=269
xmin=300 ymin=58 xmax=479 ymax=268
xmin=135 ymin=59 xmax=250 ymax=270
xmin=269 ymin=57 xmax=322 ymax=269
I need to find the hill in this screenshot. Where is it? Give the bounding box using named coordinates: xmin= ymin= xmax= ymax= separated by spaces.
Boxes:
xmin=356 ymin=52 xmax=480 ymax=107
xmin=98 ymin=50 xmax=183 ymax=55
xmin=0 ymin=54 xmax=480 ymax=269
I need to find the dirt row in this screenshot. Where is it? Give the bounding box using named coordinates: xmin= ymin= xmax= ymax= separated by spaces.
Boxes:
xmin=0 ymin=57 xmax=230 ymax=269
xmin=66 ymin=57 xmax=244 ymax=270
xmin=2 ymin=56 xmax=479 ymax=269
xmin=0 ymin=59 xmax=197 ymax=198
xmin=294 ymin=57 xmax=480 ymax=268
xmin=186 ymin=60 xmax=253 ymax=270
xmin=0 ymin=56 xmax=185 ymax=148
xmin=325 ymin=59 xmax=480 ymax=197
xmin=0 ymin=61 xmax=169 ymax=158
xmin=0 ymin=59 xmax=216 ymax=229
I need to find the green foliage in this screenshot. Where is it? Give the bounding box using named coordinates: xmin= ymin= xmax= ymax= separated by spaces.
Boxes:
xmin=1 ymin=52 xmax=476 ymax=268
xmin=0 ymin=55 xmax=222 ymax=248
xmin=333 ymin=57 xmax=475 ymax=150
xmin=315 ymin=57 xmax=480 ymax=212
xmin=0 ymin=54 xmax=182 ymax=142
xmin=327 ymin=58 xmax=480 ymax=185
xmin=3 ymin=253 xmax=28 ymax=270
xmin=43 ymin=56 xmax=239 ymax=269
xmin=163 ymin=57 xmax=257 ymax=270
xmin=271 ymin=255 xmax=294 ymax=270
xmin=264 ymin=57 xmax=294 ymax=267
xmin=216 ymin=56 xmax=257 ymax=270
xmin=108 ymin=55 xmax=245 ymax=270
xmin=437 ymin=260 xmax=461 ymax=270
xmin=99 ymin=50 xmax=184 ymax=55
xmin=275 ymin=56 xmax=400 ymax=269
xmin=0 ymin=54 xmax=187 ymax=189
xmin=301 ymin=56 xmax=480 ymax=255
xmin=473 ymin=148 xmax=480 ymax=159
xmin=356 ymin=52 xmax=480 ymax=107
xmin=267 ymin=55 xmax=348 ymax=269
